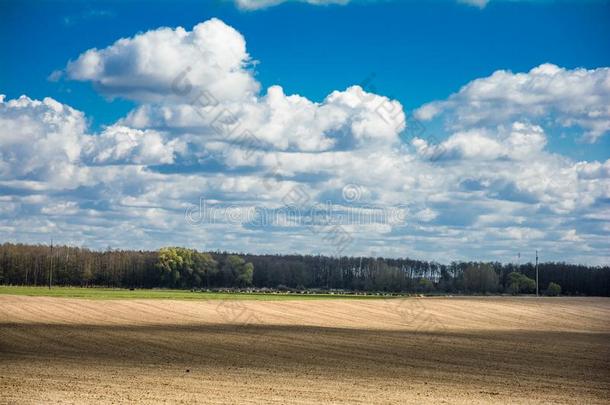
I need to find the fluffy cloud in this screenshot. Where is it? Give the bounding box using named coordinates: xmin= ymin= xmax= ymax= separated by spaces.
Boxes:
xmin=413 ymin=122 xmax=546 ymax=161
xmin=0 ymin=95 xmax=86 ymax=187
xmin=66 ymin=18 xmax=259 ymax=103
xmin=0 ymin=95 xmax=179 ymax=190
xmin=415 ymin=64 xmax=610 ymax=142
xmin=82 ymin=125 xmax=182 ymax=165
xmin=122 ymin=84 xmax=405 ymax=152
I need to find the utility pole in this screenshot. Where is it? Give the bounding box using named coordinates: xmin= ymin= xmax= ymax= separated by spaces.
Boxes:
xmin=535 ymin=250 xmax=539 ymax=297
xmin=49 ymin=239 xmax=53 ymax=290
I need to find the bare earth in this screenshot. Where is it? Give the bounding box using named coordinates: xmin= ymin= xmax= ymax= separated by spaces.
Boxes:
xmin=1 ymin=296 xmax=609 ymax=404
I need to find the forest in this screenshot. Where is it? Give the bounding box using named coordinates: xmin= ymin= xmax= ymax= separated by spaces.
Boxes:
xmin=1 ymin=243 xmax=608 ymax=296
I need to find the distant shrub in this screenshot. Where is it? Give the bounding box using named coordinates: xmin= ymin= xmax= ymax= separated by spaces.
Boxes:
xmin=506 ymin=272 xmax=536 ymax=294
xmin=545 ymin=282 xmax=561 ymax=296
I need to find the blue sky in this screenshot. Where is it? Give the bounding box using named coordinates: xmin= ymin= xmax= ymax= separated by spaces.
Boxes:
xmin=1 ymin=0 xmax=609 ymax=264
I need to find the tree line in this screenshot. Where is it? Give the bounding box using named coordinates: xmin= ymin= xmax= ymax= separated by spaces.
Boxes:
xmin=1 ymin=243 xmax=608 ymax=296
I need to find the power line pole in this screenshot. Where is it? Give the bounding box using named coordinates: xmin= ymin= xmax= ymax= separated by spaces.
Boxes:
xmin=535 ymin=250 xmax=539 ymax=297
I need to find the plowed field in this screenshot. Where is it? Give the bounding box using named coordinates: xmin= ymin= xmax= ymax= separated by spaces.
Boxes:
xmin=1 ymin=295 xmax=609 ymax=404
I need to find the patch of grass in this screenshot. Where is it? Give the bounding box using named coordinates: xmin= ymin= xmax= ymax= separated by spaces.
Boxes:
xmin=0 ymin=286 xmax=395 ymax=300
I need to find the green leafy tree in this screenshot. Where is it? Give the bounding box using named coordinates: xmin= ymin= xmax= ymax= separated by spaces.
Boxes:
xmin=156 ymin=247 xmax=218 ymax=288
xmin=222 ymin=255 xmax=254 ymax=287
xmin=157 ymin=247 xmax=183 ymax=287
xmin=192 ymin=251 xmax=217 ymax=287
xmin=545 ymin=282 xmax=561 ymax=296
xmin=506 ymin=272 xmax=536 ymax=294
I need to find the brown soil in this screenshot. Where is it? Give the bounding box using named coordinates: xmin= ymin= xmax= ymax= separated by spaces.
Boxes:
xmin=1 ymin=296 xmax=609 ymax=404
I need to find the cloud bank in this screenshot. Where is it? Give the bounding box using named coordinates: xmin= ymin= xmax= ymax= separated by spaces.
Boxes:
xmin=1 ymin=18 xmax=609 ymax=265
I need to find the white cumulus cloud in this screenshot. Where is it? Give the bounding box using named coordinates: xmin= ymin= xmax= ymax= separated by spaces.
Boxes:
xmin=82 ymin=125 xmax=182 ymax=165
xmin=0 ymin=95 xmax=87 ymax=187
xmin=415 ymin=63 xmax=610 ymax=142
xmin=66 ymin=18 xmax=259 ymax=103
